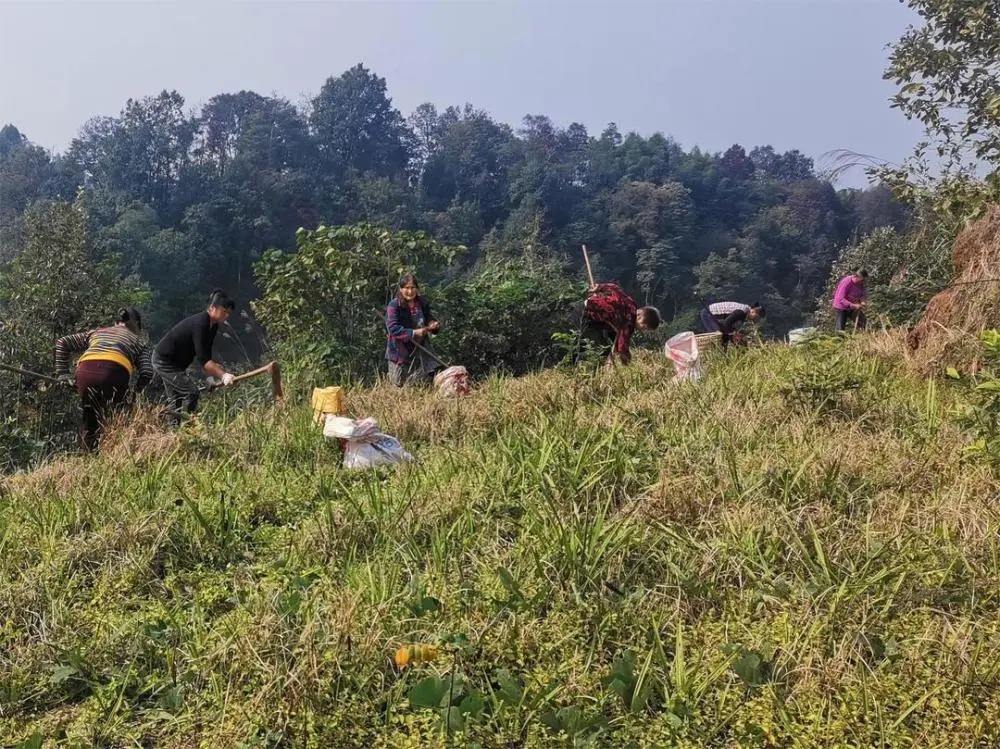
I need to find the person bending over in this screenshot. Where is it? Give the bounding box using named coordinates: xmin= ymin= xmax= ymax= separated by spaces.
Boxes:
xmin=152 ymin=289 xmax=236 ymax=426
xmin=580 ymin=282 xmax=661 ymax=367
xmin=699 ymin=301 xmax=765 ymax=347
xmin=55 ymin=306 xmax=153 ymax=451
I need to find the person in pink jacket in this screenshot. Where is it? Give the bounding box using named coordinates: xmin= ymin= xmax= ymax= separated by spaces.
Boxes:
xmin=832 ymin=269 xmax=868 ymax=331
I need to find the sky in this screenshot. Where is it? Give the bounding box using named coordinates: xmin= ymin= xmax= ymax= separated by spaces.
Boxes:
xmin=0 ymin=0 xmax=922 ymax=187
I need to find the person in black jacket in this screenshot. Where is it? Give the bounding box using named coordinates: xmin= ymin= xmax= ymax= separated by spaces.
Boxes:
xmin=384 ymin=274 xmax=443 ymax=387
xmin=152 ymin=289 xmax=237 ymax=425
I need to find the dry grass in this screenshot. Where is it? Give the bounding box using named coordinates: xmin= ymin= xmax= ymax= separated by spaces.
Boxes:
xmin=2 ymin=340 xmax=1000 ymax=746
xmin=908 ymin=205 xmax=1000 ymax=374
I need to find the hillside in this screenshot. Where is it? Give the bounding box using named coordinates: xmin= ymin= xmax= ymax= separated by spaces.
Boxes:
xmin=3 ymin=335 xmax=1000 ymax=747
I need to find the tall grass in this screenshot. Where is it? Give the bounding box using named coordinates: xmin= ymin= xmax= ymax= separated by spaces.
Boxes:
xmin=3 ymin=334 xmax=1000 ymax=746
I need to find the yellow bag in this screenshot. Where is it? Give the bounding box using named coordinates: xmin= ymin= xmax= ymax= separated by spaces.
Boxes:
xmin=311 ymin=386 xmax=344 ymax=423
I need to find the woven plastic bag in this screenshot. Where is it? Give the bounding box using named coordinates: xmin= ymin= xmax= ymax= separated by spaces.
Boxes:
xmin=664 ymin=331 xmax=704 ymax=381
xmin=342 ymin=433 xmax=414 ymax=470
xmin=434 ymin=365 xmax=470 ymax=397
xmin=323 ymin=415 xmax=378 ymax=440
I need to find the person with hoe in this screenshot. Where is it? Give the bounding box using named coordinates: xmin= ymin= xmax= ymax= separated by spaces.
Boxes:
xmin=54 ymin=306 xmax=154 ymax=452
xmin=579 ymin=282 xmax=661 ymax=367
xmin=385 ymin=274 xmax=443 ymax=387
xmin=832 ymin=268 xmax=868 ymax=332
xmin=152 ymin=289 xmax=237 ymax=426
xmin=698 ymin=301 xmax=765 ymax=347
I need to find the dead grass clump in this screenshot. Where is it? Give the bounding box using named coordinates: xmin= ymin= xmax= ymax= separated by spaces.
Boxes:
xmin=99 ymin=406 xmax=181 ymax=463
xmin=908 ymin=206 xmax=1000 ymax=374
xmin=4 ymin=456 xmax=87 ymax=495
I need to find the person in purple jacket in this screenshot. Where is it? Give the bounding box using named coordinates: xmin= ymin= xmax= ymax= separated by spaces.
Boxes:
xmin=832 ymin=269 xmax=868 ymax=332
xmin=384 ymin=274 xmax=443 ymax=387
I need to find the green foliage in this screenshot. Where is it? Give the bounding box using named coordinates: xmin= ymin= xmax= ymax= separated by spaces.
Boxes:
xmin=0 ymin=196 xmax=148 ymax=370
xmin=950 ymin=329 xmax=1000 ymax=466
xmin=818 ymin=216 xmax=956 ymax=329
xmin=779 ymin=336 xmax=864 ymax=415
xmin=434 ymin=252 xmax=584 ymax=376
xmin=880 ymin=1 xmax=1000 ymax=222
xmin=252 ymin=223 xmax=464 ymax=377
xmin=0 ymin=63 xmax=910 ymax=351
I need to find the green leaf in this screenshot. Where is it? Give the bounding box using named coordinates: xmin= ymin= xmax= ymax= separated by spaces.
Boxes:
xmin=495 ymin=668 xmax=523 ymax=704
xmin=459 ymin=691 xmax=485 ymax=717
xmin=408 ymin=676 xmax=449 ymax=708
xmin=15 ymin=733 xmax=43 ymax=749
xmin=48 ymin=664 xmax=77 ymax=684
xmin=732 ymin=651 xmax=766 ymax=687
xmin=442 ymin=705 xmax=465 ymax=732
xmin=946 ymin=366 xmax=961 ymax=379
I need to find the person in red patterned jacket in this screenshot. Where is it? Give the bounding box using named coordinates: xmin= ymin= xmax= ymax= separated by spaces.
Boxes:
xmin=578 ymin=283 xmax=660 ymax=367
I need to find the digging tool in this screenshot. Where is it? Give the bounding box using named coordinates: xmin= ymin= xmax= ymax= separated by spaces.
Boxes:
xmin=203 ymin=361 xmax=284 ymax=399
xmin=0 ymin=362 xmax=62 ymax=384
xmin=581 ymin=244 xmax=596 ymax=287
xmin=231 ymin=361 xmax=284 ymax=399
xmin=373 ymin=309 xmax=453 ymax=369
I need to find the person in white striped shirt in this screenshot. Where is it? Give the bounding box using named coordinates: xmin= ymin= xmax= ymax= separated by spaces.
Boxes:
xmin=699 ymin=301 xmax=765 ymax=346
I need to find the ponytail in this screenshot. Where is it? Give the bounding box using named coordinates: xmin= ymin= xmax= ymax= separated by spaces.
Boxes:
xmin=207 ymin=288 xmax=235 ymax=311
xmin=116 ymin=306 xmax=142 ymax=331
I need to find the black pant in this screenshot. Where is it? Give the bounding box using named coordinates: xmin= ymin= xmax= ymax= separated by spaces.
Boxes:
xmin=152 ymin=353 xmax=200 ymax=426
xmin=574 ymin=318 xmax=615 ymax=365
xmin=834 ymin=308 xmax=866 ymax=332
xmin=76 ymin=360 xmax=131 ymax=452
xmin=699 ymin=308 xmax=733 ymax=347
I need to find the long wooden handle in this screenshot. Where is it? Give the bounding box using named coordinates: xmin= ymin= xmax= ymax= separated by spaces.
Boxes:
xmin=0 ymin=362 xmax=61 ymax=383
xmin=232 ymin=363 xmax=273 ymax=384
xmin=581 ymin=244 xmax=595 ymax=287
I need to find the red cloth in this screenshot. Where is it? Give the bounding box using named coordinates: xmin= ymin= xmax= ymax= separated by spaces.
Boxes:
xmin=584 ymin=283 xmax=638 ymax=364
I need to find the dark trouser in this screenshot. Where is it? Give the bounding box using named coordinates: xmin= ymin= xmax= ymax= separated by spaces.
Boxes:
xmin=698 ymin=308 xmax=721 ymax=333
xmin=834 ymin=307 xmax=866 ymax=332
xmin=152 ymin=353 xmax=200 ymax=426
xmin=574 ymin=319 xmax=615 ymax=366
xmin=76 ymin=360 xmax=131 ymax=452
xmin=387 ymin=341 xmax=442 ymax=388
xmin=699 ymin=308 xmax=732 ymax=347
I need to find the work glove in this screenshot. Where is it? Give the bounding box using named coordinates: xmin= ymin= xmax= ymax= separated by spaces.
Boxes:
xmin=221 ymin=372 xmax=236 ymax=387
xmin=57 ymin=374 xmax=74 ymax=389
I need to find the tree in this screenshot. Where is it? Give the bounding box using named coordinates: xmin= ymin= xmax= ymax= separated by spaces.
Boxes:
xmin=310 ymin=64 xmax=411 ymax=178
xmin=67 ymin=91 xmax=194 ymax=215
xmin=0 ymin=195 xmax=147 ymax=372
xmin=253 ymin=224 xmax=464 ymax=376
xmin=881 ymin=0 xmax=1000 ymax=218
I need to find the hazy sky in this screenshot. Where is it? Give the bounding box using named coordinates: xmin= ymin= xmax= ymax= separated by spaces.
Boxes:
xmin=1 ymin=1 xmax=921 ymax=186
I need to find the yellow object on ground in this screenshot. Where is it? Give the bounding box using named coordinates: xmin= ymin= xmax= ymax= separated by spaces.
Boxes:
xmin=311 ymin=386 xmax=344 ymax=423
xmin=394 ymin=644 xmax=439 ymax=670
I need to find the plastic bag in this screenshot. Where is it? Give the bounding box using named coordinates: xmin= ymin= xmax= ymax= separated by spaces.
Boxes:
xmin=434 ymin=365 xmax=470 ymax=397
xmin=664 ymin=331 xmax=704 ymax=381
xmin=788 ymin=327 xmax=817 ymax=347
xmin=323 ymin=415 xmax=378 ymax=440
xmin=342 ymin=433 xmax=414 ymax=470
xmin=323 ymin=415 xmax=413 ymax=470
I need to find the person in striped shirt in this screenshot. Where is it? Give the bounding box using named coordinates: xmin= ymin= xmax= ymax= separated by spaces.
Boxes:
xmin=699 ymin=301 xmax=765 ymax=346
xmin=55 ymin=307 xmax=153 ymax=451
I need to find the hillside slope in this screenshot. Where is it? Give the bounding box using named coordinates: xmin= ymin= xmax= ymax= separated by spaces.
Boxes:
xmin=3 ymin=335 xmax=999 ymax=747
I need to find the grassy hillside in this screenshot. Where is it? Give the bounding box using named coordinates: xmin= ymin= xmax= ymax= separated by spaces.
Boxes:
xmin=3 ymin=335 xmax=1000 ymax=747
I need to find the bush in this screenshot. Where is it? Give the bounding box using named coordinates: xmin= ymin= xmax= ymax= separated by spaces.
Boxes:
xmin=434 ymin=254 xmax=584 ymax=376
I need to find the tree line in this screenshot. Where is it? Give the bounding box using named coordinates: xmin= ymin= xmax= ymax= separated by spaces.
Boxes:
xmin=0 ymin=63 xmax=908 ymax=354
